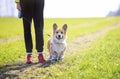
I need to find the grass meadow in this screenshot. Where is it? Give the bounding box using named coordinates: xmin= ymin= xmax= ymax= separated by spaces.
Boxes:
xmin=0 ymin=17 xmax=120 ymax=79
xmin=58 ymin=27 xmax=120 ymax=79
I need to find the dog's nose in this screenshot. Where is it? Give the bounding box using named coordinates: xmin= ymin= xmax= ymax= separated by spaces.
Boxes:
xmin=58 ymin=35 xmax=61 ymax=38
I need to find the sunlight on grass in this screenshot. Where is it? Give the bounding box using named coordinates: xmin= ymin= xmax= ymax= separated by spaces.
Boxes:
xmin=0 ymin=17 xmax=120 ymax=79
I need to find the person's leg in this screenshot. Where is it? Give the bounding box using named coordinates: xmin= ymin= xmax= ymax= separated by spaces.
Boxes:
xmin=20 ymin=0 xmax=33 ymax=63
xmin=20 ymin=0 xmax=33 ymax=53
xmin=33 ymin=0 xmax=44 ymax=52
xmin=33 ymin=0 xmax=45 ymax=63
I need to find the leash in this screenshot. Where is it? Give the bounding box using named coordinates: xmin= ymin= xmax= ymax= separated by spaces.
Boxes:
xmin=44 ymin=33 xmax=51 ymax=37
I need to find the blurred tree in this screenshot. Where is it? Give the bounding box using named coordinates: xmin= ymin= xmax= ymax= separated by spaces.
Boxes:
xmin=107 ymin=5 xmax=120 ymax=16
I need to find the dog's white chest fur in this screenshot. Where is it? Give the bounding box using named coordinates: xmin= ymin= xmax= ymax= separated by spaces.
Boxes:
xmin=51 ymin=39 xmax=66 ymax=54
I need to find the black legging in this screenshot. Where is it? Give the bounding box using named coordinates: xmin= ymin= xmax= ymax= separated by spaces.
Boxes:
xmin=20 ymin=0 xmax=44 ymax=52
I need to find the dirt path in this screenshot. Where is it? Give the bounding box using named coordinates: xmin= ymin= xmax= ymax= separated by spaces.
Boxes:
xmin=67 ymin=22 xmax=120 ymax=53
xmin=0 ymin=22 xmax=120 ymax=79
xmin=0 ymin=35 xmax=23 ymax=45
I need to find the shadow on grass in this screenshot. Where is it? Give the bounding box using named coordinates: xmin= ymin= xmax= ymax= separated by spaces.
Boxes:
xmin=0 ymin=60 xmax=56 ymax=79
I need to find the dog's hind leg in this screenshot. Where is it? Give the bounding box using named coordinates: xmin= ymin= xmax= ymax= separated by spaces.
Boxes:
xmin=47 ymin=40 xmax=53 ymax=57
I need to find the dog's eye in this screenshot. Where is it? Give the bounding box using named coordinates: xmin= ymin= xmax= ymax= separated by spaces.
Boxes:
xmin=61 ymin=32 xmax=63 ymax=34
xmin=56 ymin=31 xmax=59 ymax=33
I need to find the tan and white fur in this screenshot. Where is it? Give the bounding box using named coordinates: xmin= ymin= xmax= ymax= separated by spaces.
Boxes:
xmin=47 ymin=23 xmax=68 ymax=61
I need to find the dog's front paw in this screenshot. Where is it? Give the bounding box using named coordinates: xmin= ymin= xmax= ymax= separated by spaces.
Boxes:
xmin=58 ymin=57 xmax=64 ymax=60
xmin=49 ymin=56 xmax=57 ymax=61
xmin=52 ymin=59 xmax=58 ymax=61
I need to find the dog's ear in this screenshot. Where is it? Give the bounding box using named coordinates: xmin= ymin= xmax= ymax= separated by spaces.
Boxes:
xmin=62 ymin=24 xmax=67 ymax=32
xmin=53 ymin=23 xmax=58 ymax=33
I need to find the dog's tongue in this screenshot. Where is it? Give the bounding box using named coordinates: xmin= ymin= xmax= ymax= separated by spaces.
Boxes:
xmin=56 ymin=36 xmax=63 ymax=40
xmin=57 ymin=37 xmax=61 ymax=40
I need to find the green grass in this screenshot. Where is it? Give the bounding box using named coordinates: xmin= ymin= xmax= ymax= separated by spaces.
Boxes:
xmin=0 ymin=18 xmax=23 ymax=39
xmin=0 ymin=39 xmax=25 ymax=66
xmin=44 ymin=17 xmax=120 ymax=42
xmin=0 ymin=17 xmax=120 ymax=65
xmin=0 ymin=17 xmax=120 ymax=79
xmin=0 ymin=17 xmax=120 ymax=39
xmin=39 ymin=27 xmax=120 ymax=79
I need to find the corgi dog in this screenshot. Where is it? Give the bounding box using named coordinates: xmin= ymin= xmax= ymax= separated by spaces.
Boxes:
xmin=47 ymin=23 xmax=68 ymax=61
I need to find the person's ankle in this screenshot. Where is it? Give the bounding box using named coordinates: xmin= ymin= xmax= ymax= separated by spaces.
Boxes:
xmin=38 ymin=52 xmax=42 ymax=55
xmin=27 ymin=52 xmax=32 ymax=55
xmin=38 ymin=53 xmax=45 ymax=63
